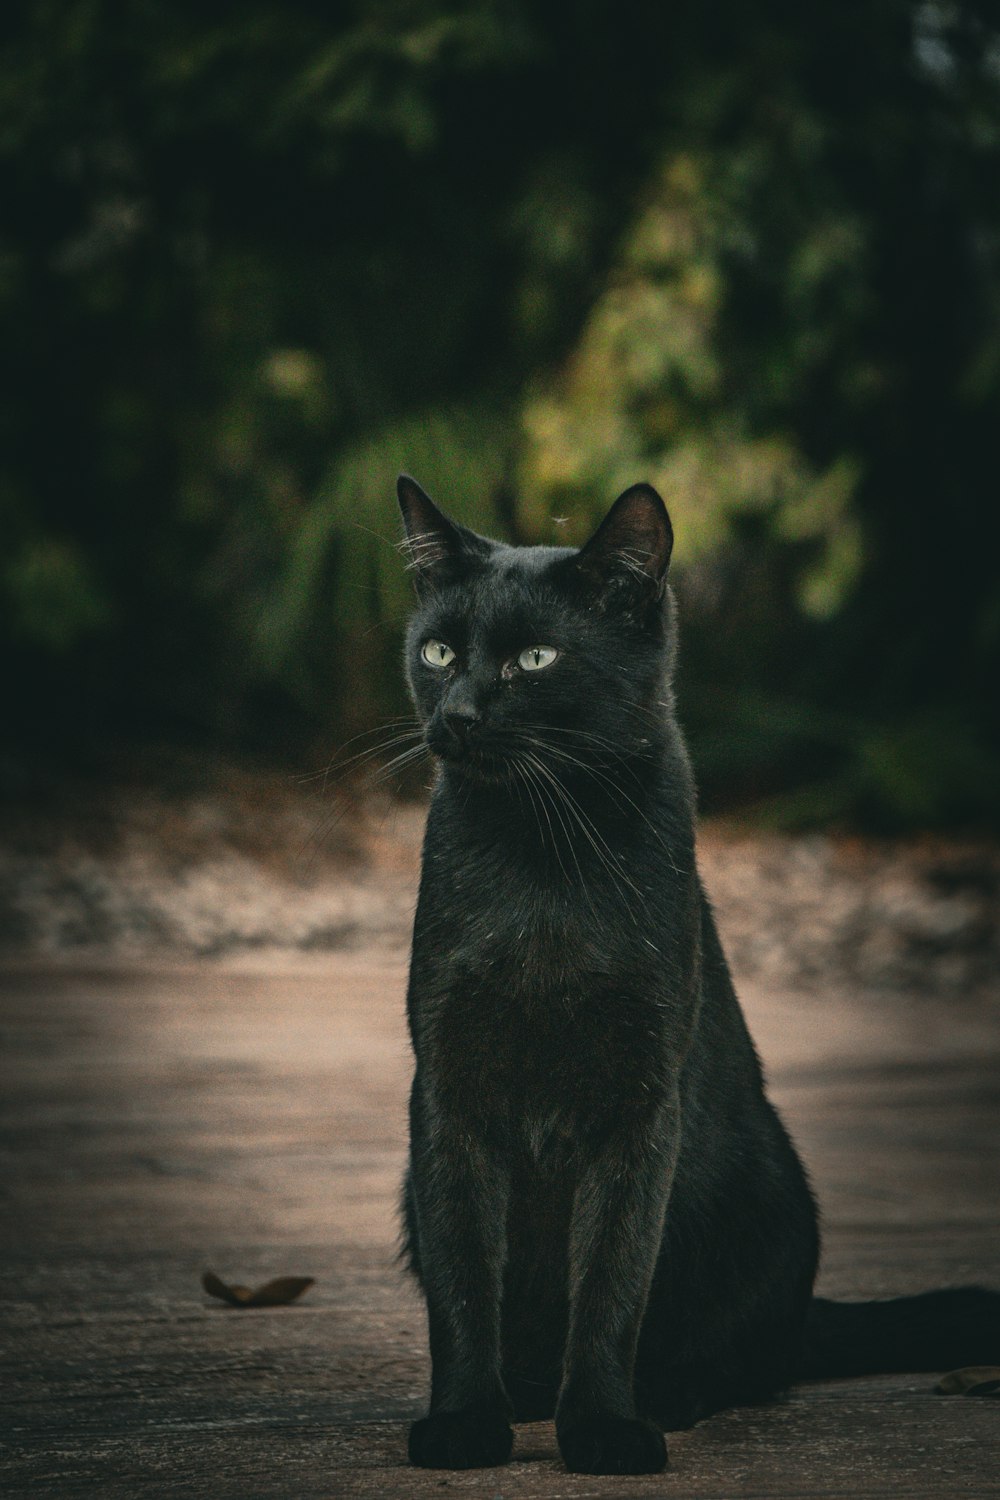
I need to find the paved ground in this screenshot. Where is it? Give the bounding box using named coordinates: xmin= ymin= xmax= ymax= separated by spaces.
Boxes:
xmin=1 ymin=950 xmax=998 ymax=1498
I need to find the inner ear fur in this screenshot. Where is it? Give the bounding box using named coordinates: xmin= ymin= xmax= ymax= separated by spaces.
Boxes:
xmin=396 ymin=474 xmax=489 ymax=591
xmin=574 ymin=483 xmax=674 ymax=607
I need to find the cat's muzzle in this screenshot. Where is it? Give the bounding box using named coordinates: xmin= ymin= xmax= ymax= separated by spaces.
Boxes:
xmin=425 ymin=715 xmax=511 ymax=781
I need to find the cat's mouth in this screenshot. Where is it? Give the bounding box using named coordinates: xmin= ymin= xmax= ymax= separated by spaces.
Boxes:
xmin=425 ymin=725 xmax=515 ymax=783
xmin=434 ymin=747 xmax=515 ymax=783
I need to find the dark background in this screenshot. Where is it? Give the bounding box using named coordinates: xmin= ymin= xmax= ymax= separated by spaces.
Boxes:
xmin=3 ymin=0 xmax=998 ymax=828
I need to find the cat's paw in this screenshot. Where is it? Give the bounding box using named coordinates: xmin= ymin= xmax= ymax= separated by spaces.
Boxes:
xmin=408 ymin=1408 xmax=514 ymax=1469
xmin=557 ymin=1414 xmax=667 ymax=1475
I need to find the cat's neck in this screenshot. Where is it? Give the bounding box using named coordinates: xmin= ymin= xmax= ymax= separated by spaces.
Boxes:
xmin=431 ymin=723 xmax=692 ymax=862
xmin=420 ymin=736 xmax=696 ymax=943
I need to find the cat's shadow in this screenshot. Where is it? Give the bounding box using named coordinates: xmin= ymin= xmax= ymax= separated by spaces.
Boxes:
xmin=511 ymin=1420 xmax=694 ymax=1466
xmin=508 ymin=1421 xmax=558 ymax=1463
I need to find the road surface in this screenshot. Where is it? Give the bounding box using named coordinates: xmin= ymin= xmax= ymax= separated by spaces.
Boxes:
xmin=1 ymin=952 xmax=998 ymax=1497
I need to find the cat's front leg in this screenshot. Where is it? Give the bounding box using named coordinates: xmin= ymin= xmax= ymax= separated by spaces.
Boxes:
xmin=407 ymin=1105 xmax=513 ymax=1469
xmin=556 ymin=1102 xmax=679 ymax=1475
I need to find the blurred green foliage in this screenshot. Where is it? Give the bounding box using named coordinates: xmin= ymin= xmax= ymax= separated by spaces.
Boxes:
xmin=2 ymin=1 xmax=998 ymax=826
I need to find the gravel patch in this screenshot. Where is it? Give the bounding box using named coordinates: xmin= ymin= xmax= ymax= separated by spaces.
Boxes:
xmin=699 ymin=829 xmax=998 ymax=1003
xmin=1 ymin=773 xmax=996 ymax=1002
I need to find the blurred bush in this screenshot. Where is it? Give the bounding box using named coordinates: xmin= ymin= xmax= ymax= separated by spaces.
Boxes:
xmin=2 ymin=1 xmax=998 ymax=827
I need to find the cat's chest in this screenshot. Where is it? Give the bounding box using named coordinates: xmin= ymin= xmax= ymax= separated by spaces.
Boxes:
xmin=423 ymin=949 xmax=672 ymax=1144
xmin=416 ymin=854 xmax=674 ymax=1019
xmin=410 ymin=816 xmax=692 ymax=1130
xmin=424 ymin=851 xmax=646 ymax=983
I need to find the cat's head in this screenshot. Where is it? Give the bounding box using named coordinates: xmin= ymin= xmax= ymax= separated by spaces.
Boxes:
xmin=397 ymin=475 xmax=675 ymax=783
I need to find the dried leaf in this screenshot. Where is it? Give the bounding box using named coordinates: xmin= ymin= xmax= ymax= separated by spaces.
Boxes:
xmin=935 ymin=1366 xmax=1000 ymax=1397
xmin=244 ymin=1276 xmax=316 ymax=1307
xmin=202 ymin=1271 xmax=253 ymax=1305
xmin=202 ymin=1270 xmax=314 ymax=1308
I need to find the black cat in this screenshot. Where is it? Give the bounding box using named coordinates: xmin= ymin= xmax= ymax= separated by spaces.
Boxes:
xmin=395 ymin=474 xmax=999 ymax=1476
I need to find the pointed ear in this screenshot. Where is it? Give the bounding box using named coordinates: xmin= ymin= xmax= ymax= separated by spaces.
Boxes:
xmin=573 ymin=483 xmax=673 ymax=613
xmin=396 ymin=474 xmax=486 ymax=592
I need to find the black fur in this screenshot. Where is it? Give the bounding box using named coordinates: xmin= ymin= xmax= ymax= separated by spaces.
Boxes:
xmin=394 ymin=474 xmax=1000 ymax=1475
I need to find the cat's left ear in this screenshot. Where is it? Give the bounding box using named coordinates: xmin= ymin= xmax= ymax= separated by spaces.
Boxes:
xmin=573 ymin=483 xmax=673 ymax=614
xmin=396 ymin=474 xmax=488 ymax=593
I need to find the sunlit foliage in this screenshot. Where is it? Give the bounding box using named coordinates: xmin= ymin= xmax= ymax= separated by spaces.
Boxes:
xmin=2 ymin=1 xmax=998 ymax=824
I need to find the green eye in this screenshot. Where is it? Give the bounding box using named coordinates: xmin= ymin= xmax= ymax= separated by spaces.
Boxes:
xmin=518 ymin=645 xmax=558 ymax=672
xmin=421 ymin=639 xmax=456 ymax=668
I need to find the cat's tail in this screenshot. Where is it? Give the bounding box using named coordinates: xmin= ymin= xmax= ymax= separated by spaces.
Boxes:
xmin=800 ymin=1288 xmax=1000 ymax=1379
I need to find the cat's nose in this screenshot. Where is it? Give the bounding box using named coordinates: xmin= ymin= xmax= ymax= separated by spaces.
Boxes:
xmin=443 ymin=702 xmax=481 ymax=741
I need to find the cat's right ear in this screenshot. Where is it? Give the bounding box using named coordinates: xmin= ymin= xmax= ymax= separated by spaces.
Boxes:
xmin=396 ymin=475 xmax=482 ymax=593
